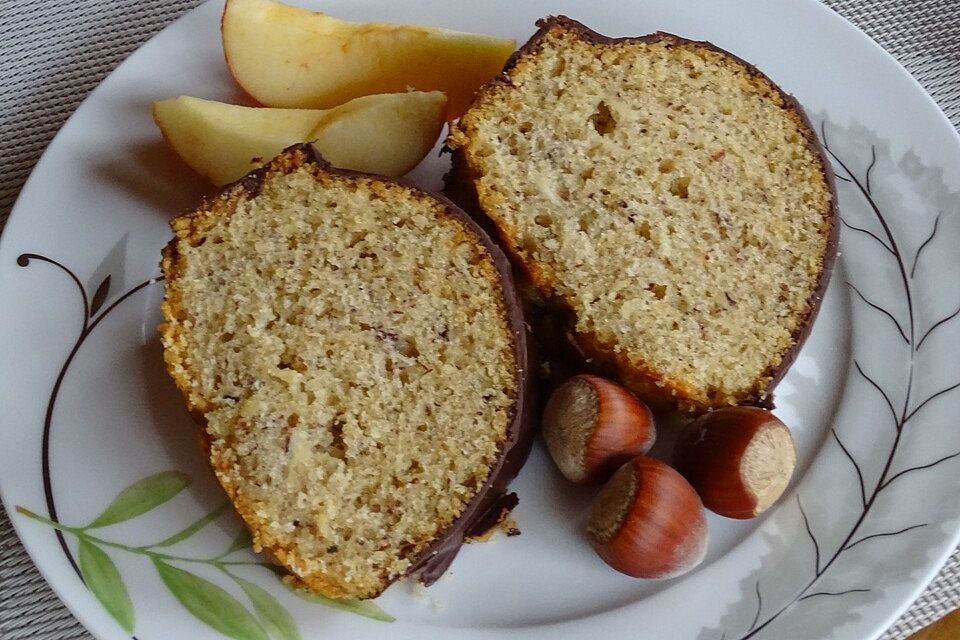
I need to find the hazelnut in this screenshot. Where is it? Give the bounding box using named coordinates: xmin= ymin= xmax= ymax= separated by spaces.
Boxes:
xmin=542 ymin=374 xmax=656 ymax=484
xmin=587 ymin=456 xmax=708 ymax=578
xmin=673 ymin=407 xmax=796 ymax=519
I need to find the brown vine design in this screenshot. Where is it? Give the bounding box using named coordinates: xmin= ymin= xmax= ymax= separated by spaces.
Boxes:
xmin=725 ymin=124 xmax=960 ymax=639
xmin=15 ymin=253 xmax=163 ymax=587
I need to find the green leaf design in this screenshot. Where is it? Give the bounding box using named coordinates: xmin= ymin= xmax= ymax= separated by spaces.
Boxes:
xmin=78 ymin=539 xmax=135 ymax=633
xmin=234 ymin=576 xmax=302 ymax=640
xmin=87 ymin=471 xmax=191 ymax=529
xmin=224 ymin=528 xmax=254 ymax=555
xmin=154 ymin=559 xmax=269 ymax=640
xmin=154 ymin=501 xmax=230 ymax=548
xmin=286 ymin=583 xmax=395 ymax=622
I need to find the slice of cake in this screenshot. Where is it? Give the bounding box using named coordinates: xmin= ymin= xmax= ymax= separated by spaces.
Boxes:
xmin=160 ymin=144 xmax=533 ymax=599
xmin=446 ymin=16 xmax=837 ymax=413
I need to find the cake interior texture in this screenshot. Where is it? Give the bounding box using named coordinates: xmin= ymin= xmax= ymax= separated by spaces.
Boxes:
xmin=450 ymin=22 xmax=834 ymax=409
xmin=161 ymin=160 xmax=518 ymax=598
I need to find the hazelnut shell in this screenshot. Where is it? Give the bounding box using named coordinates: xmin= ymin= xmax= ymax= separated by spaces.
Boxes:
xmin=673 ymin=407 xmax=796 ymax=519
xmin=542 ymin=374 xmax=655 ymax=484
xmin=587 ymin=456 xmax=708 ymax=579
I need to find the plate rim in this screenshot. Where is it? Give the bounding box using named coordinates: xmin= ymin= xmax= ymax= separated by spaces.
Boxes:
xmin=1 ymin=0 xmax=959 ymax=639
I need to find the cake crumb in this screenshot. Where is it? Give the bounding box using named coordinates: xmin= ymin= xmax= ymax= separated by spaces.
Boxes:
xmin=467 ymin=513 xmax=520 ymax=543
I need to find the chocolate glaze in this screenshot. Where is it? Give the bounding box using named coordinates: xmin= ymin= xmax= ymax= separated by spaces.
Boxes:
xmin=202 ymin=144 xmax=536 ymax=596
xmin=445 ymin=16 xmax=839 ymax=413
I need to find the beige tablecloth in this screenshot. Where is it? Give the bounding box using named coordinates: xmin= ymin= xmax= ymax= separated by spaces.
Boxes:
xmin=0 ymin=1 xmax=957 ymax=638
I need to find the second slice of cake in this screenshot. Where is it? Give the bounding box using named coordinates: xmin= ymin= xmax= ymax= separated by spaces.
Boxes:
xmin=160 ymin=145 xmax=532 ymax=599
xmin=447 ymin=16 xmax=838 ymax=413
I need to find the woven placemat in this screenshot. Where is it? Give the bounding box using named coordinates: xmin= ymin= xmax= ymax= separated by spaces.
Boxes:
xmin=0 ymin=1 xmax=957 ymax=638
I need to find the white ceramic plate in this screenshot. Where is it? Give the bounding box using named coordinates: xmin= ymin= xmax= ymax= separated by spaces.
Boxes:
xmin=2 ymin=1 xmax=960 ymax=638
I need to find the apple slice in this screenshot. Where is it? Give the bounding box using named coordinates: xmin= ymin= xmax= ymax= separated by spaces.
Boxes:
xmin=306 ymin=93 xmax=445 ymax=178
xmin=152 ymin=92 xmax=446 ymax=185
xmin=222 ymin=0 xmax=515 ymax=117
xmin=152 ymin=97 xmax=320 ymax=186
